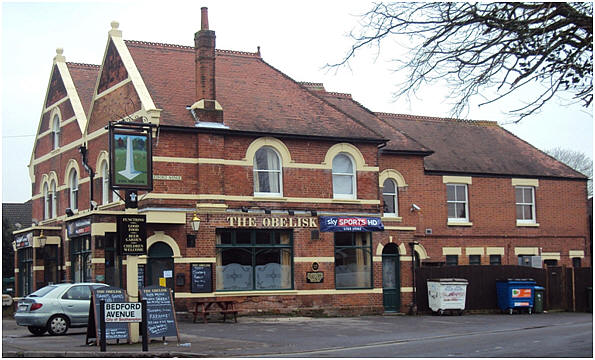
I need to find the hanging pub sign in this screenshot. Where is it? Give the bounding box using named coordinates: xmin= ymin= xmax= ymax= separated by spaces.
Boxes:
xmin=15 ymin=232 xmax=33 ymax=249
xmin=319 ymin=216 xmax=384 ymax=232
xmin=67 ymin=218 xmax=91 ymax=238
xmin=109 ymin=122 xmax=153 ymax=191
xmin=117 ymin=214 xmax=147 ymax=255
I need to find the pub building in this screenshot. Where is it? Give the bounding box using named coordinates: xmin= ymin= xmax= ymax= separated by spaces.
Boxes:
xmin=14 ymin=8 xmax=589 ymax=315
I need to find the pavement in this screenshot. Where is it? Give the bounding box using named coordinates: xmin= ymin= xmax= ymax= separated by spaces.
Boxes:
xmin=2 ymin=311 xmax=593 ymax=357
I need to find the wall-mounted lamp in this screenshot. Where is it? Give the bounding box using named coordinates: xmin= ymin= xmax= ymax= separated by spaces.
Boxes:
xmin=65 ymin=208 xmax=74 ymax=217
xmin=241 ymin=206 xmax=249 ymax=213
xmin=288 ymin=210 xmax=295 ymax=216
xmin=38 ymin=230 xmax=47 ymax=249
xmin=310 ymin=210 xmax=317 ymax=217
xmin=410 ymin=204 xmax=421 ymax=213
xmin=190 ymin=213 xmax=201 ymax=232
xmin=264 ymin=209 xmax=271 ymax=215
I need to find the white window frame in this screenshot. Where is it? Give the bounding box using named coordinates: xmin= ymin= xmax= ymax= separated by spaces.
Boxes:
xmin=69 ymin=169 xmax=78 ymax=211
xmin=101 ymin=161 xmax=112 ymax=204
xmin=50 ymin=180 xmax=57 ymax=218
xmin=332 ymin=153 xmax=356 ymax=200
xmin=382 ymin=178 xmax=399 ymax=217
xmin=253 ymin=146 xmax=283 ymax=197
xmin=446 ymin=183 xmax=469 ymax=222
xmin=515 ymin=186 xmax=536 ymax=224
xmin=52 ymin=115 xmax=60 ymax=150
xmin=43 ymin=182 xmax=50 ymax=220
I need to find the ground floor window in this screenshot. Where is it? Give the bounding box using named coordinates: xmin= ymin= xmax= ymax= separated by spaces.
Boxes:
xmin=572 ymin=257 xmax=581 ymax=268
xmin=71 ymin=236 xmax=92 ymax=282
xmin=334 ymin=232 xmax=372 ymax=289
xmin=43 ymin=245 xmax=59 ymax=285
xmin=216 ymin=229 xmax=293 ymax=291
xmin=489 ymin=255 xmax=502 ymax=265
xmin=445 ymin=255 xmax=458 ymax=266
xmin=544 ymin=259 xmax=558 ymax=267
xmin=17 ymin=247 xmax=33 ymax=296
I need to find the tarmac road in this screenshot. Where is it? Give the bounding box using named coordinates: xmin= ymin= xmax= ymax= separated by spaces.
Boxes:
xmin=2 ymin=312 xmax=592 ymax=357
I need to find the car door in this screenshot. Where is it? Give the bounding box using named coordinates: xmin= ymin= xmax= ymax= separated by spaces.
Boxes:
xmin=60 ymin=285 xmax=92 ymax=325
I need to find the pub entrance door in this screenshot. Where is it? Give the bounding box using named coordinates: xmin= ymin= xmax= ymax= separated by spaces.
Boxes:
xmin=147 ymin=241 xmax=174 ymax=293
xmin=382 ymin=243 xmax=401 ymax=312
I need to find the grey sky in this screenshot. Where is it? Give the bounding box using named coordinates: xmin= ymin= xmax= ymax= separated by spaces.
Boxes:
xmin=2 ymin=0 xmax=592 ymax=203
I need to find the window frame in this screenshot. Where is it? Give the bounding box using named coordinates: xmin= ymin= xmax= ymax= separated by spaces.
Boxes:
xmin=382 ymin=178 xmax=399 ymax=217
xmin=215 ymin=229 xmax=294 ymax=291
xmin=489 ymin=254 xmax=502 ymax=265
xmin=332 ymin=153 xmax=357 ymax=200
xmin=50 ymin=180 xmax=57 ymax=218
xmin=253 ymin=146 xmax=283 ymax=197
xmin=101 ymin=160 xmax=112 ymax=204
xmin=468 ymin=254 xmax=481 ymax=265
xmin=445 ymin=255 xmax=459 ymax=266
xmin=43 ymin=182 xmax=50 ymax=220
xmin=446 ymin=183 xmax=469 ymax=222
xmin=334 ymin=232 xmax=373 ymax=290
xmin=515 ymin=186 xmax=536 ymax=224
xmin=52 ymin=114 xmax=60 ymax=150
xmin=69 ymin=169 xmax=78 ymax=211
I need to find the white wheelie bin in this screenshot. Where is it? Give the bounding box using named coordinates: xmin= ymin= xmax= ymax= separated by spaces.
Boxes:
xmin=427 ymin=278 xmax=469 ymax=315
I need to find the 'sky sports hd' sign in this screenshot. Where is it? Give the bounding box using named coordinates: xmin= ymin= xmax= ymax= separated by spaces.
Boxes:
xmin=117 ymin=215 xmax=147 ymax=255
xmin=319 ymin=216 xmax=384 ymax=232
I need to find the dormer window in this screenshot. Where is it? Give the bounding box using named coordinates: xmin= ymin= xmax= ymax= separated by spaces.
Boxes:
xmin=52 ymin=115 xmax=60 ymax=149
xmin=253 ymin=147 xmax=282 ymax=196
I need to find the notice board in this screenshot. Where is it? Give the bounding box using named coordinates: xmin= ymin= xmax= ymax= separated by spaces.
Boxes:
xmin=86 ymin=286 xmax=129 ymax=345
xmin=139 ymin=286 xmax=179 ymax=341
xmin=190 ymin=263 xmax=212 ymax=293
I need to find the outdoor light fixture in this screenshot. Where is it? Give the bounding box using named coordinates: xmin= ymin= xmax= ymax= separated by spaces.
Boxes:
xmin=288 ymin=210 xmax=295 ymax=216
xmin=241 ymin=206 xmax=249 ymax=213
xmin=191 ymin=213 xmax=201 ymax=232
xmin=310 ymin=210 xmax=317 ymax=216
xmin=38 ymin=230 xmax=47 ymax=249
xmin=264 ymin=209 xmax=271 ymax=214
xmin=65 ymin=208 xmax=74 ymax=217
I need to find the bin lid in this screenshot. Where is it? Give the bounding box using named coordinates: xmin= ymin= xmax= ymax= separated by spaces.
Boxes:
xmin=534 ymin=286 xmax=545 ymax=290
xmin=427 ymin=278 xmax=469 ymax=284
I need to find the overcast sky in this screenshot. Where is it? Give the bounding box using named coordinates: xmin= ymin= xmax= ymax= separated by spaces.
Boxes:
xmin=2 ymin=0 xmax=593 ymax=203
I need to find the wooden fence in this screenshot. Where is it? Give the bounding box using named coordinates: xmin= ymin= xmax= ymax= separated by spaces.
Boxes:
xmin=414 ymin=265 xmax=592 ymax=313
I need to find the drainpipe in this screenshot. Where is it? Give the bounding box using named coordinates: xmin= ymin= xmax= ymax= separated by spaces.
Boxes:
xmin=78 ymin=145 xmax=94 ymax=209
xmin=409 ymin=241 xmax=419 ymax=315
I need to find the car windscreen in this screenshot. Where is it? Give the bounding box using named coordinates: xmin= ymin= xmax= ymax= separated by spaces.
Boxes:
xmin=27 ymin=285 xmax=58 ymax=297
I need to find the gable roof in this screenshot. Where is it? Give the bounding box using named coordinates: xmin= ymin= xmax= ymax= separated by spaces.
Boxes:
xmin=124 ymin=40 xmax=384 ymax=142
xmin=66 ymin=63 xmax=100 ymax=116
xmin=376 ymin=113 xmax=587 ymax=179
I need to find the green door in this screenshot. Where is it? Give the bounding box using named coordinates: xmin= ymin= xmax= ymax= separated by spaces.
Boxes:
xmin=382 ymin=243 xmax=400 ymax=312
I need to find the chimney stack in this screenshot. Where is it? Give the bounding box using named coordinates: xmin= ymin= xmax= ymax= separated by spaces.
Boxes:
xmin=192 ymin=7 xmax=223 ymax=123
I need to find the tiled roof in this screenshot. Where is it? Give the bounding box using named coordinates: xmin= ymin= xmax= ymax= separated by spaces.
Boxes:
xmin=125 ymin=40 xmax=384 ymax=141
xmin=66 ymin=63 xmax=100 ymax=117
xmin=376 ymin=113 xmax=587 ymax=179
xmin=2 ymin=201 xmax=32 ymax=229
xmin=319 ymin=92 xmax=431 ymax=154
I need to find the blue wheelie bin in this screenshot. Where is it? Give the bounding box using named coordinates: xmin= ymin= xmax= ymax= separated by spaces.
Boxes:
xmin=496 ymin=279 xmax=536 ymax=314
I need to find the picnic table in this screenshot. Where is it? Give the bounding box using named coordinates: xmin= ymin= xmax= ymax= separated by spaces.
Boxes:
xmin=192 ymin=298 xmax=238 ymax=324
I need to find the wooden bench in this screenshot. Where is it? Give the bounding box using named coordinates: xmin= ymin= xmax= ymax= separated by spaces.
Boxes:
xmin=192 ymin=298 xmax=238 ymax=324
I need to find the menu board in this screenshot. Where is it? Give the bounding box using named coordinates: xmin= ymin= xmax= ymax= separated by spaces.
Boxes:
xmin=191 ymin=263 xmax=212 ymax=293
xmin=139 ymin=286 xmax=179 ymax=340
xmin=87 ymin=286 xmax=129 ymax=343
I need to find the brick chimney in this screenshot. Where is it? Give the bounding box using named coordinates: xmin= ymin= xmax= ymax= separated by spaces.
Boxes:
xmin=192 ymin=7 xmax=223 ymax=123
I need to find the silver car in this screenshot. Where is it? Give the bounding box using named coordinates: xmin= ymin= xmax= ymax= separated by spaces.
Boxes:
xmin=15 ymin=282 xmax=107 ymax=336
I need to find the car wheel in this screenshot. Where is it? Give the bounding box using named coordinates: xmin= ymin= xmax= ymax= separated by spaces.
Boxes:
xmin=47 ymin=315 xmax=69 ymax=335
xmin=27 ymin=326 xmax=47 ymax=336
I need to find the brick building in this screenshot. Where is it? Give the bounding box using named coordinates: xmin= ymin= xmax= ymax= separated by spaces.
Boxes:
xmin=14 ymin=9 xmax=589 ymax=315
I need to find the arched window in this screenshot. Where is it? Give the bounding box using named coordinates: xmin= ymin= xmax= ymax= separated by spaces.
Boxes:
xmin=43 ymin=182 xmax=50 ymax=220
xmin=50 ymin=180 xmax=57 ymax=218
xmin=382 ymin=178 xmax=398 ymax=216
xmin=253 ymin=147 xmax=282 ymax=196
xmin=101 ymin=161 xmax=111 ymax=204
xmin=332 ymin=153 xmax=356 ymax=199
xmin=52 ymin=115 xmax=60 ymax=150
xmin=69 ymin=169 xmax=78 ymax=211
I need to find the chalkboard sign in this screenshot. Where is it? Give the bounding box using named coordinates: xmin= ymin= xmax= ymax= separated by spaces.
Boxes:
xmin=86 ymin=286 xmax=129 ymax=344
xmin=191 ymin=263 xmax=212 ymax=293
xmin=139 ymin=286 xmax=179 ymax=341
xmin=138 ymin=264 xmax=145 ymax=288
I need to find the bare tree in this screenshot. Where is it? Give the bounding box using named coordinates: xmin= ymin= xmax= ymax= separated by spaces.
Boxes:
xmin=331 ymin=2 xmax=593 ymax=121
xmin=547 ymin=147 xmax=593 ymax=197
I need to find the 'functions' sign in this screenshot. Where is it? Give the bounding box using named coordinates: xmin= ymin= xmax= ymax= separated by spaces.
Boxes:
xmin=319 ymin=216 xmax=384 ymax=232
xmin=117 ymin=215 xmax=146 ymax=255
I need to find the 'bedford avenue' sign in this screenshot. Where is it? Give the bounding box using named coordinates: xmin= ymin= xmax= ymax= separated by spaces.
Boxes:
xmin=117 ymin=214 xmax=147 ymax=255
